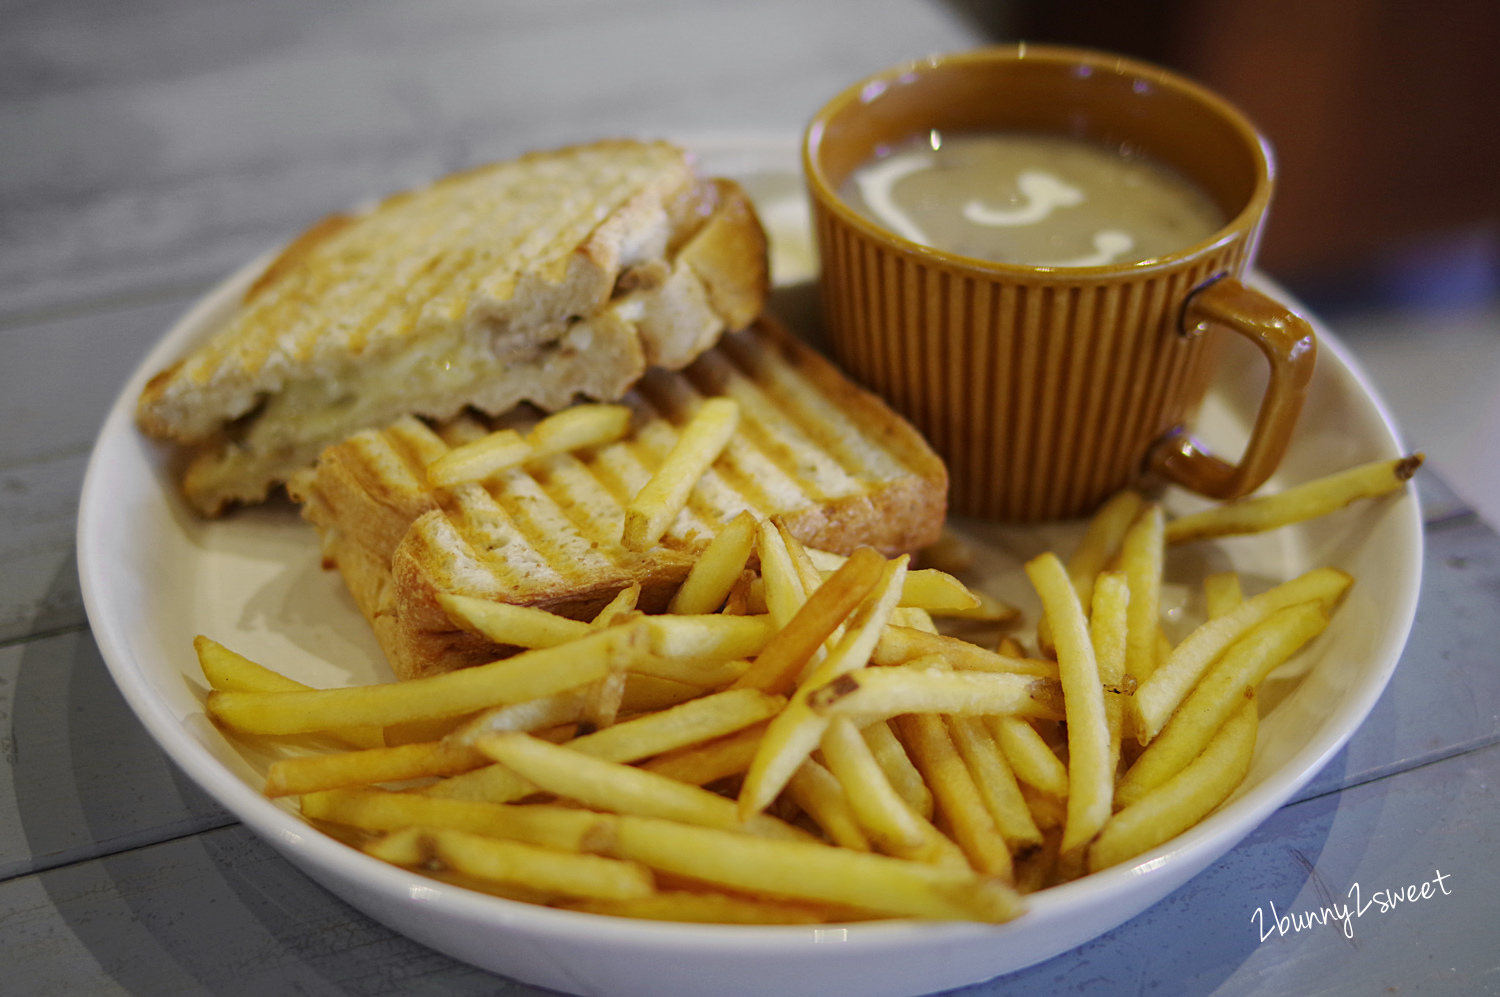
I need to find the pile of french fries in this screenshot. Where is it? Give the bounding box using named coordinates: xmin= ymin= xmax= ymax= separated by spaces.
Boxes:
xmin=199 ymin=402 xmax=1421 ymax=924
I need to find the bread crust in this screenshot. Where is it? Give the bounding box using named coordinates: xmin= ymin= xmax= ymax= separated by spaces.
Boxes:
xmin=139 ymin=142 xmax=768 ymax=516
xmin=293 ymin=317 xmax=948 ymax=680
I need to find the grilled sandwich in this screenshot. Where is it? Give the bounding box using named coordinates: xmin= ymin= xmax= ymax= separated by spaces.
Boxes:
xmin=291 ymin=318 xmax=948 ymax=680
xmin=137 ymin=140 xmax=768 ymax=515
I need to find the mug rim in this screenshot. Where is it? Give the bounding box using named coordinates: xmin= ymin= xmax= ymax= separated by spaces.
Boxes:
xmin=802 ymin=43 xmax=1276 ymax=281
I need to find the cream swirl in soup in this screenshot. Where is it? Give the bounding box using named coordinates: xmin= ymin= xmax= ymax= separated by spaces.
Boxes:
xmin=840 ymin=132 xmax=1224 ymax=267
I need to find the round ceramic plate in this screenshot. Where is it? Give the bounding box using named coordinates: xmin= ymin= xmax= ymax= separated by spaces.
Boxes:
xmin=78 ymin=136 xmax=1422 ymax=997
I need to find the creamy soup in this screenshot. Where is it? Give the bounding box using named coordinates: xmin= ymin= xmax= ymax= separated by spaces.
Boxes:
xmin=839 ymin=132 xmax=1225 ymax=267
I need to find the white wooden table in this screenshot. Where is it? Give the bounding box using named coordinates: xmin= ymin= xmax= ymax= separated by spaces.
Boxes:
xmin=3 ymin=2 xmax=1497 ymax=993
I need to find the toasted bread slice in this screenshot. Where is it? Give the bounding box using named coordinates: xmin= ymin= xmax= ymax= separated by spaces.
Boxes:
xmin=137 ymin=140 xmax=767 ymax=515
xmin=291 ymin=317 xmax=947 ymax=679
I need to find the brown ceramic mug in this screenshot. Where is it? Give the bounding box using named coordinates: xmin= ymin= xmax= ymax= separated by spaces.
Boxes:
xmin=804 ymin=45 xmax=1316 ymax=521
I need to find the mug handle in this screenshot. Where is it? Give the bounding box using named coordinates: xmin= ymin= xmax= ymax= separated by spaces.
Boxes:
xmin=1147 ymin=276 xmax=1317 ymax=500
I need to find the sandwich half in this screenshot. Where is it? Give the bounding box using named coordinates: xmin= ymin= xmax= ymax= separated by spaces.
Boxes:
xmin=290 ymin=317 xmax=948 ymax=680
xmin=137 ymin=139 xmax=767 ymax=515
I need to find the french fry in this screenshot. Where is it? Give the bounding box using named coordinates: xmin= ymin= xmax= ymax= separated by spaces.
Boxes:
xmin=897 ymin=569 xmax=982 ymax=613
xmin=897 ymin=713 xmax=1013 ymax=878
xmin=820 ymin=716 xmax=955 ymax=864
xmin=775 ymin=518 xmax=829 ymax=600
xmin=1037 ymin=489 xmax=1143 ymax=655
xmin=629 ymin=654 xmax=749 ymax=689
xmin=1203 ymin=571 xmax=1244 ymax=619
xmin=376 ymin=826 xmax=655 ymax=901
xmin=809 ymin=668 xmax=1064 ymax=724
xmin=476 ymin=732 xmax=813 ymax=842
xmin=1132 ymin=567 xmax=1352 ymax=742
xmin=988 ymin=717 xmax=1070 ymax=800
xmin=562 ymin=688 xmax=784 ymax=765
xmin=193 ymin=636 xmax=384 ymax=749
xmin=265 ymin=740 xmax=486 ymax=797
xmin=927 ymin=589 xmax=1022 ymax=625
xmin=301 ymin=787 xmax=612 ymax=852
xmin=1026 ymin=553 xmax=1112 ymax=857
xmin=623 ymin=397 xmax=740 ymax=551
xmin=756 ymin=517 xmax=806 ymax=628
xmin=438 ymin=593 xmax=593 ymax=649
xmin=1164 ymin=454 xmax=1423 ymax=544
xmin=738 ymin=556 xmax=909 ymax=819
xmin=579 ymin=584 xmax=642 ymax=730
xmin=872 ymin=626 xmax=1059 ymax=680
xmin=1089 ymin=697 xmax=1258 ymax=873
xmin=425 ymin=429 xmax=532 ymax=489
xmin=641 ymin=722 xmax=766 ymax=786
xmin=862 ymin=719 xmax=934 ymax=820
xmin=1019 ymin=784 xmax=1067 ymax=831
xmin=785 ymin=756 xmax=873 ymax=852
xmin=1121 ymin=504 xmax=1165 ymax=685
xmin=1117 ymin=601 xmax=1328 ymax=807
xmin=947 ymin=714 xmax=1043 ymax=854
xmin=1089 ymin=571 xmax=1129 ymax=773
xmin=668 ymin=510 xmax=757 ymax=614
xmin=605 ymin=815 xmax=1025 ymax=922
xmin=731 ymin=546 xmax=885 ymax=695
xmin=525 ymin=403 xmax=634 ymax=460
xmin=641 ymin=613 xmax=775 ymax=661
xmin=208 ymin=622 xmax=647 ymax=735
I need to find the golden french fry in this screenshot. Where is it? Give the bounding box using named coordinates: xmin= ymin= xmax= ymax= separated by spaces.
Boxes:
xmin=775 ymin=518 xmax=829 ymax=598
xmin=525 ymin=403 xmax=633 ymax=459
xmin=1089 ymin=571 xmax=1129 ymax=773
xmin=862 ymin=719 xmax=934 ymax=820
xmin=1121 ymin=503 xmax=1165 ymax=685
xmin=565 ymin=688 xmax=784 ymax=765
xmin=438 ymin=593 xmax=593 ymax=649
xmin=786 ymin=756 xmax=873 ymax=852
xmin=897 ymin=713 xmax=1012 ymax=878
xmin=641 ymin=613 xmax=775 ymax=661
xmin=379 ymin=826 xmax=655 ymax=901
xmin=605 ymin=814 xmax=1025 ymax=922
xmin=476 ymin=732 xmax=813 ymax=842
xmin=1089 ymin=696 xmax=1258 ymax=873
xmin=301 ymin=787 xmax=612 ymax=852
xmin=426 ymin=428 xmax=533 ymax=488
xmin=193 ymin=636 xmax=384 ymax=749
xmin=872 ymin=626 xmax=1059 ymax=680
xmin=1037 ymin=489 xmax=1143 ymax=655
xmin=580 ymin=585 xmax=642 ymax=730
xmin=947 ymin=714 xmax=1043 ymax=854
xmin=810 ymin=668 xmax=1064 ymax=724
xmin=1019 ymin=784 xmax=1067 ymax=831
xmin=208 ymin=622 xmax=647 ymax=735
xmin=1026 ymin=553 xmax=1112 ymax=856
xmin=641 ymin=722 xmax=766 ymax=785
xmin=820 ymin=716 xmax=955 ymax=863
xmin=265 ymin=740 xmax=486 ymax=797
xmin=927 ymin=589 xmax=1022 ymax=625
xmin=563 ymin=890 xmax=829 ymax=925
xmin=669 ymin=510 xmax=758 ymax=614
xmin=1117 ymin=601 xmax=1328 ymax=807
xmin=1164 ymin=454 xmax=1423 ymax=544
xmin=731 ymin=546 xmax=885 ymax=695
xmin=756 ymin=517 xmax=806 ymax=629
xmin=988 ymin=716 xmax=1070 ymax=800
xmin=1133 ymin=567 xmax=1353 ymax=742
xmin=623 ymin=397 xmax=740 ymax=550
xmin=898 ymin=569 xmax=982 ymax=613
xmin=996 ymin=636 xmax=1027 ymax=658
xmin=1203 ymin=571 xmax=1244 ymax=619
xmin=629 ymin=654 xmax=749 ymax=689
xmin=738 ymin=556 xmax=909 ymax=819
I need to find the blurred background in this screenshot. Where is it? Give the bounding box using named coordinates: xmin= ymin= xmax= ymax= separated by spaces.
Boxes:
xmin=4 ymin=0 xmax=1497 ymax=524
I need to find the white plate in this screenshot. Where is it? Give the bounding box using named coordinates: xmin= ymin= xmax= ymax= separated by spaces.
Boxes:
xmin=77 ymin=138 xmax=1422 ymax=997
